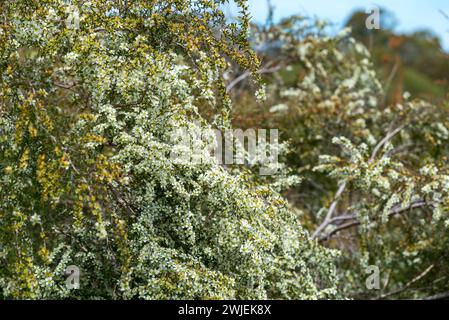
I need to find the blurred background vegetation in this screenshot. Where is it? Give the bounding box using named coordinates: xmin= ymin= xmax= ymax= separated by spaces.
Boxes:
xmin=346 ymin=9 xmax=449 ymax=105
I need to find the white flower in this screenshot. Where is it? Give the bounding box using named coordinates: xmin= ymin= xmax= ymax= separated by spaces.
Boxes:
xmin=255 ymin=85 xmax=267 ymax=102
xmin=269 ymin=104 xmax=289 ymax=113
xmin=30 ymin=213 xmax=41 ymax=225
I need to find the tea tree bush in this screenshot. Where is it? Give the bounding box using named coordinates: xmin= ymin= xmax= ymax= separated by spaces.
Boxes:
xmin=231 ymin=16 xmax=449 ymax=299
xmin=0 ymin=1 xmax=339 ymax=299
xmin=3 ymin=0 xmax=447 ymax=301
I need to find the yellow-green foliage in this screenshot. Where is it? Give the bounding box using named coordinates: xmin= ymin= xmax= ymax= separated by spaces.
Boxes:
xmin=0 ymin=1 xmax=339 ymax=299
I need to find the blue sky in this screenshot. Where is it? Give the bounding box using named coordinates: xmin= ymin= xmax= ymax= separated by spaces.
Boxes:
xmin=227 ymin=0 xmax=449 ymax=50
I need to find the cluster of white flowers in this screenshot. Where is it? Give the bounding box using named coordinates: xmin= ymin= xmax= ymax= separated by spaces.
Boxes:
xmin=0 ymin=0 xmax=340 ymax=299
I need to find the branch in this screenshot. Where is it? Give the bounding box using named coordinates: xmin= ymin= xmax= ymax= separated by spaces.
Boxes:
xmin=369 ymin=125 xmax=405 ymax=163
xmin=422 ymin=291 xmax=449 ymax=300
xmin=226 ymin=61 xmax=281 ymax=92
xmin=312 ymin=182 xmax=347 ymax=239
xmin=108 ymin=185 xmax=136 ymax=216
xmin=381 ymin=60 xmax=400 ymax=106
xmin=55 ymin=82 xmax=77 ymax=90
xmin=320 ymin=200 xmax=437 ymax=241
xmin=377 ymin=264 xmax=434 ymax=300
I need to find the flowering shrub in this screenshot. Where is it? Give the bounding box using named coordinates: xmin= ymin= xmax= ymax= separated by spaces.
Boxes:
xmin=232 ymin=15 xmax=449 ymax=299
xmin=2 ymin=0 xmax=447 ymax=301
xmin=0 ymin=1 xmax=340 ymax=299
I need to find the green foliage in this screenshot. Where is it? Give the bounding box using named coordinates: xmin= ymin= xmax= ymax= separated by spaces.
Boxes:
xmin=0 ymin=0 xmax=339 ymax=299
xmin=2 ymin=0 xmax=448 ymax=301
xmin=232 ymin=15 xmax=449 ymax=299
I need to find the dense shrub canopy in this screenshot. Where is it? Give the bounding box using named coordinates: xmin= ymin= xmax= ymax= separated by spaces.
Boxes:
xmin=232 ymin=15 xmax=449 ymax=299
xmin=1 ymin=0 xmax=448 ymax=300
xmin=0 ymin=0 xmax=339 ymax=299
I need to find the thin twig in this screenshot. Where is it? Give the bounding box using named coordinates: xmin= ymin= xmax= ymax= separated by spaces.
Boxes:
xmin=312 ymin=182 xmax=346 ymax=239
xmin=226 ymin=61 xmax=281 ymax=92
xmin=377 ymin=264 xmax=434 ymax=300
xmin=320 ymin=200 xmax=436 ymax=241
xmin=422 ymin=291 xmax=449 ymax=300
xmin=382 ymin=60 xmax=400 ymax=106
xmin=369 ymin=125 xmax=405 ymax=163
